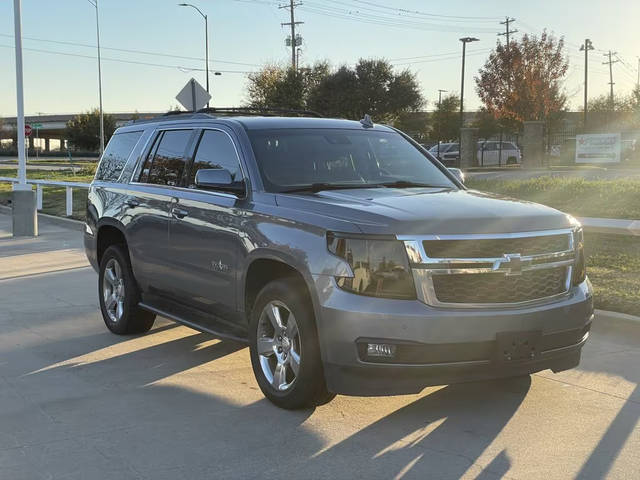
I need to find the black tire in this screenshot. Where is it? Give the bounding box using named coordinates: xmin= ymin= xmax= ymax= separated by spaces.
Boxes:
xmin=98 ymin=244 xmax=155 ymax=335
xmin=249 ymin=277 xmax=335 ymax=409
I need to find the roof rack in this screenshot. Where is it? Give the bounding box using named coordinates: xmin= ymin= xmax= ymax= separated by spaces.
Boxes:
xmin=195 ymin=107 xmax=323 ymax=118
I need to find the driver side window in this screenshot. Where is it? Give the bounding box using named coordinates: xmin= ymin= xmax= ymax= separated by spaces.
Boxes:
xmin=187 ymin=130 xmax=242 ymax=189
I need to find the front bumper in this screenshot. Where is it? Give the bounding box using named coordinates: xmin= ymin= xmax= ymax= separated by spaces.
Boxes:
xmin=313 ymin=276 xmax=594 ymax=396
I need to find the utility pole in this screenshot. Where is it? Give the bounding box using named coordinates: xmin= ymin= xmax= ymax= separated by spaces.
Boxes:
xmin=637 ymin=57 xmax=639 ymax=87
xmin=603 ymin=50 xmax=619 ymax=111
xmin=280 ymin=0 xmax=303 ymax=70
xmin=86 ymin=0 xmax=104 ymax=155
xmin=498 ymin=17 xmax=517 ymax=52
xmin=580 ymin=39 xmax=594 ymax=129
xmin=436 ymin=89 xmax=447 ymax=159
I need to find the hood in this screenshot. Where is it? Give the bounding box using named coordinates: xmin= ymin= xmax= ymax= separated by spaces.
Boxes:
xmin=275 ymin=187 xmax=575 ymax=235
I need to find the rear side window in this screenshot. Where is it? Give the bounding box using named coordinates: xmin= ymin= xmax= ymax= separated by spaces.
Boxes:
xmin=139 ymin=130 xmax=193 ymax=186
xmin=187 ymin=130 xmax=242 ymax=188
xmin=95 ymin=131 xmax=142 ymax=182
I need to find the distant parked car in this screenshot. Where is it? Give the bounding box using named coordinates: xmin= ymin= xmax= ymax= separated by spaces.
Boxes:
xmin=477 ymin=141 xmax=521 ymax=166
xmin=429 ymin=141 xmax=521 ymax=167
xmin=428 ymin=142 xmax=460 ymax=166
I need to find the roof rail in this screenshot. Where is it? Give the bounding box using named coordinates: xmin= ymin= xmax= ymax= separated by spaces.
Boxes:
xmin=195 ymin=107 xmax=323 ymax=118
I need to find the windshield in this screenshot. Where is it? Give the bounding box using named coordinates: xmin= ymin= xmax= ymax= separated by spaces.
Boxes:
xmin=248 ymin=129 xmax=456 ymax=193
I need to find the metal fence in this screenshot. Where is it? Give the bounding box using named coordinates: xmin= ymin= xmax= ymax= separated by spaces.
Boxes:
xmin=0 ymin=177 xmax=90 ymax=217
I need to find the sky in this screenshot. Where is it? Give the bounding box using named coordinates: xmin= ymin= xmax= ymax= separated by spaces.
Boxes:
xmin=1 ymin=0 xmax=639 ymax=117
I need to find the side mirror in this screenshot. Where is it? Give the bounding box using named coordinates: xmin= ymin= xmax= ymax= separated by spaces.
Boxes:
xmin=448 ymin=167 xmax=465 ymax=184
xmin=195 ymin=168 xmax=245 ymax=196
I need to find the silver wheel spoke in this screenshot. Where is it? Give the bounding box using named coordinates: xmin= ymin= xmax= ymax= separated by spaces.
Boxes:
xmin=257 ymin=337 xmax=276 ymax=356
xmin=114 ymin=260 xmax=122 ymax=279
xmin=266 ymin=304 xmax=284 ymax=330
xmin=286 ymin=315 xmax=298 ymax=338
xmin=116 ymin=300 xmax=124 ymax=320
xmin=105 ymin=268 xmax=116 ymax=286
xmin=272 ymin=362 xmax=287 ymax=390
xmin=106 ymin=294 xmax=117 ymax=311
xmin=289 ymin=350 xmax=300 ymax=376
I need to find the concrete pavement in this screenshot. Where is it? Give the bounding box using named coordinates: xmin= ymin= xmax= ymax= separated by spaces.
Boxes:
xmin=1 ymin=213 xmax=639 ymax=479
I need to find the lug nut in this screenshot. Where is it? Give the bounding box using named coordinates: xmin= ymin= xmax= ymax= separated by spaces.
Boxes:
xmin=277 ymin=346 xmax=283 ymax=353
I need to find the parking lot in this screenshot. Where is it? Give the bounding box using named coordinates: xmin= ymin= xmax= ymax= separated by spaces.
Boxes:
xmin=1 ymin=212 xmax=639 ymax=480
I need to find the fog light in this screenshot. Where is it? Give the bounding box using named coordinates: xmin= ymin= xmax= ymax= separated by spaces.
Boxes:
xmin=367 ymin=343 xmax=396 ymax=358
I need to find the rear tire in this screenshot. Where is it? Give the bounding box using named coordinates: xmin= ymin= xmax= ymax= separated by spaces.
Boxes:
xmin=98 ymin=244 xmax=155 ymax=335
xmin=249 ymin=278 xmax=335 ymax=409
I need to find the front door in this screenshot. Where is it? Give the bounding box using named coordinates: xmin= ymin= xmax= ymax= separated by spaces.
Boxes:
xmin=167 ymin=128 xmax=247 ymax=326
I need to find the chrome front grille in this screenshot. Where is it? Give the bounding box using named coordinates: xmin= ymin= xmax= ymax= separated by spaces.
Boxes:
xmin=400 ymin=229 xmax=576 ymax=308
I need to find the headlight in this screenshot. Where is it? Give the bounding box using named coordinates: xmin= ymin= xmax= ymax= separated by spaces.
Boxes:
xmin=327 ymin=233 xmax=416 ymax=299
xmin=572 ymin=227 xmax=586 ymax=285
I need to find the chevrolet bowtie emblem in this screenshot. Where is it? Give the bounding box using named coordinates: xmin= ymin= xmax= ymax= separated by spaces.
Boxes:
xmin=493 ymin=253 xmax=523 ymax=276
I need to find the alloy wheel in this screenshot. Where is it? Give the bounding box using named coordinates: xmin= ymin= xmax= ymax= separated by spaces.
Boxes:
xmin=257 ymin=301 xmax=301 ymax=391
xmin=102 ymin=258 xmax=125 ymax=323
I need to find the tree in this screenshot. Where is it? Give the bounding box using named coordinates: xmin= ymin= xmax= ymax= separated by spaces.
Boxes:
xmin=65 ymin=109 xmax=116 ymax=151
xmin=475 ymin=31 xmax=569 ymax=127
xmin=472 ymin=108 xmax=501 ymax=139
xmin=308 ymin=59 xmax=423 ymax=121
xmin=246 ymin=62 xmax=329 ymax=110
xmin=430 ymin=93 xmax=460 ymax=142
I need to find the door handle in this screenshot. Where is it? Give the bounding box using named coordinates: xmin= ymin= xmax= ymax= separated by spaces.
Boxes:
xmin=171 ymin=207 xmax=189 ymax=219
xmin=126 ymin=198 xmax=140 ymax=207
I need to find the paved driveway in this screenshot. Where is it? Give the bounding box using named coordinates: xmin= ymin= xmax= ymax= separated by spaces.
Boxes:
xmin=1 ymin=214 xmax=638 ymax=479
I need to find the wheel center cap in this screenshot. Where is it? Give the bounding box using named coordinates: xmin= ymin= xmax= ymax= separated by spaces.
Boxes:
xmin=281 ymin=336 xmax=291 ymax=352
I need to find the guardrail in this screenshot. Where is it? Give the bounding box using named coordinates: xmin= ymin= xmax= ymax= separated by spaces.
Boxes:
xmin=0 ymin=177 xmax=90 ymax=217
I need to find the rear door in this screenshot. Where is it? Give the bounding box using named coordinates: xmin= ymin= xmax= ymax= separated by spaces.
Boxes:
xmin=126 ymin=128 xmax=197 ymax=294
xmin=167 ymin=127 xmax=248 ymax=325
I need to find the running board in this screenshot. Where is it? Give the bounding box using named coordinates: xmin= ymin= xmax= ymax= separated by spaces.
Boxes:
xmin=139 ymin=302 xmax=249 ymax=344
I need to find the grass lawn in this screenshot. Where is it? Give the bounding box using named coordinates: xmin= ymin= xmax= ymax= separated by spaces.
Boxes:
xmin=585 ymin=233 xmax=640 ymax=317
xmin=0 ymin=166 xmax=95 ymax=220
xmin=466 ymin=176 xmax=640 ymax=219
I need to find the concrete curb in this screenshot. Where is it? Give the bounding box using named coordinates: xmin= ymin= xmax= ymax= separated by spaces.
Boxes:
xmin=0 ymin=205 xmax=84 ymax=232
xmin=595 ymin=309 xmax=640 ymax=325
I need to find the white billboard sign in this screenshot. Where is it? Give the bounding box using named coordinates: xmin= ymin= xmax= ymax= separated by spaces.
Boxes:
xmin=575 ymin=133 xmax=621 ymax=163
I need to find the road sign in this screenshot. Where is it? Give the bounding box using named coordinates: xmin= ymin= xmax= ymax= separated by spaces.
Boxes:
xmin=176 ymin=78 xmax=211 ymax=112
xmin=31 ymin=122 xmax=43 ymax=128
xmin=24 ymin=124 xmax=32 ymax=137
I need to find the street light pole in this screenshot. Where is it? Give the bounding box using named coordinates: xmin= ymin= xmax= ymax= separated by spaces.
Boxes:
xmin=459 ymin=37 xmax=479 ymax=129
xmin=459 ymin=37 xmax=479 ymax=168
xmin=86 ymin=0 xmax=104 ymax=155
xmin=437 ymin=89 xmax=447 ymax=159
xmin=179 ymin=3 xmax=210 ymax=107
xmin=13 ymin=0 xmax=26 ymax=187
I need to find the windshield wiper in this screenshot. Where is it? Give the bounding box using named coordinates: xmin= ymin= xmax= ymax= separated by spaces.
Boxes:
xmin=378 ymin=180 xmax=449 ymax=189
xmin=281 ymin=183 xmax=377 ymax=193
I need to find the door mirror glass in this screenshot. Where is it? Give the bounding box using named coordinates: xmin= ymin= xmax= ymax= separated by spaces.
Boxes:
xmin=195 ymin=168 xmax=245 ymax=196
xmin=447 ymin=167 xmax=465 ymax=184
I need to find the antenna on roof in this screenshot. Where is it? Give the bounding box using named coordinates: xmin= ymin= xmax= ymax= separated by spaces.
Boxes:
xmin=360 ymin=114 xmax=374 ymax=128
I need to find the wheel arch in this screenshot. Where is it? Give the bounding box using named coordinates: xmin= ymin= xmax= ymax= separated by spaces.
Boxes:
xmin=95 ymin=218 xmax=129 ymax=266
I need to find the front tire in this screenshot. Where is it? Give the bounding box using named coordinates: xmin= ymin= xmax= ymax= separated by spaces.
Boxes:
xmin=98 ymin=245 xmax=155 ymax=335
xmin=249 ymin=278 xmax=335 ymax=409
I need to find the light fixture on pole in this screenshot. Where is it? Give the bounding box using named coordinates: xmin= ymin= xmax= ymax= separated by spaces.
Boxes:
xmin=179 ymin=3 xmax=210 ymax=107
xmin=86 ymin=0 xmax=104 ymax=155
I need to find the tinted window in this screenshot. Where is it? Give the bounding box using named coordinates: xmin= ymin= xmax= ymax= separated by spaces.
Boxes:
xmin=248 ymin=129 xmax=454 ymax=192
xmin=95 ymin=131 xmax=142 ymax=182
xmin=140 ymin=130 xmax=192 ymax=186
xmin=187 ymin=130 xmax=242 ymax=188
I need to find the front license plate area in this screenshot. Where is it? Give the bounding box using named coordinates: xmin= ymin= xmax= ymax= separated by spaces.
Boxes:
xmin=494 ymin=331 xmax=542 ymax=363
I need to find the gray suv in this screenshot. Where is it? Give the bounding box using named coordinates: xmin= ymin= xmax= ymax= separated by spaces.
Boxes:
xmin=84 ymin=111 xmax=593 ymax=409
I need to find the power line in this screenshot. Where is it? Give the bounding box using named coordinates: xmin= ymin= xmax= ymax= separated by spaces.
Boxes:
xmin=0 ymin=44 xmax=254 ymax=74
xmin=0 ymin=32 xmax=260 ymax=67
xmin=348 ymin=0 xmax=502 ymax=21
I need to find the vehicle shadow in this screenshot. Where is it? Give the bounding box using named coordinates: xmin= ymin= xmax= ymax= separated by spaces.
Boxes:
xmin=570 ymin=318 xmax=640 ymax=479
xmin=307 ymin=377 xmax=530 ymax=479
